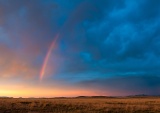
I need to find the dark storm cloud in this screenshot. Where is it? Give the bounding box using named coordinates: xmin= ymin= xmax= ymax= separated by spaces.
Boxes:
xmin=56 ymin=0 xmax=160 ymax=78
xmin=78 ymin=75 xmax=160 ymax=96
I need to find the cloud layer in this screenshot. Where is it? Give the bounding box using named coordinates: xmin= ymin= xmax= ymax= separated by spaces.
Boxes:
xmin=0 ymin=0 xmax=160 ymax=96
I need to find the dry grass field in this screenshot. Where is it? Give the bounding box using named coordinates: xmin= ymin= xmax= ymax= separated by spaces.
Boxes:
xmin=0 ymin=97 xmax=160 ymax=113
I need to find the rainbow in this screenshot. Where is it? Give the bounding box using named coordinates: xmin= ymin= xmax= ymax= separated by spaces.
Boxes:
xmin=40 ymin=34 xmax=59 ymax=81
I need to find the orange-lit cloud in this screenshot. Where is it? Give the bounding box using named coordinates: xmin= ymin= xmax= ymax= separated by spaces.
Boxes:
xmin=0 ymin=44 xmax=39 ymax=79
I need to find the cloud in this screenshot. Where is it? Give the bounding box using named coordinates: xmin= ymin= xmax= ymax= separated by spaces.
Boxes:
xmin=0 ymin=0 xmax=62 ymax=79
xmin=0 ymin=43 xmax=40 ymax=79
xmin=54 ymin=0 xmax=160 ymax=80
xmin=0 ymin=0 xmax=160 ymax=96
xmin=78 ymin=75 xmax=160 ymax=96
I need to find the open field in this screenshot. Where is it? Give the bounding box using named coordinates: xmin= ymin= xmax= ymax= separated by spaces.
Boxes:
xmin=0 ymin=97 xmax=160 ymax=113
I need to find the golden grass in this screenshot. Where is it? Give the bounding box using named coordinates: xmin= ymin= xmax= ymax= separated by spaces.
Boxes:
xmin=0 ymin=97 xmax=160 ymax=113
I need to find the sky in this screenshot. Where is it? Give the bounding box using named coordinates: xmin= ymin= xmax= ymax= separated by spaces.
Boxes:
xmin=0 ymin=0 xmax=160 ymax=97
